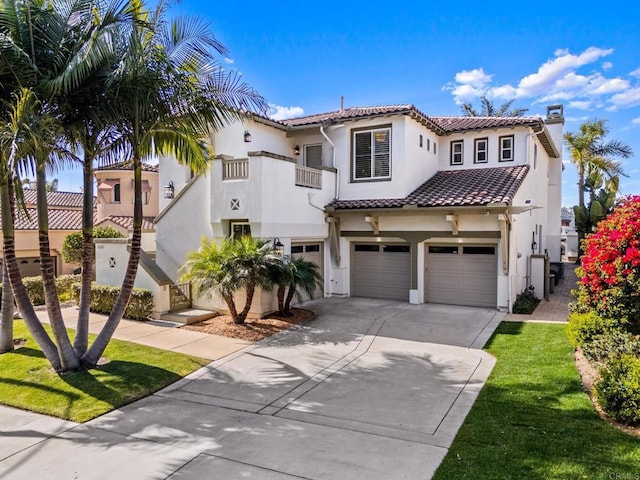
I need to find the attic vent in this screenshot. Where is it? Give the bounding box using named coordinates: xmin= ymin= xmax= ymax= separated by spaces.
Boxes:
xmin=230 ymin=199 xmax=240 ymax=210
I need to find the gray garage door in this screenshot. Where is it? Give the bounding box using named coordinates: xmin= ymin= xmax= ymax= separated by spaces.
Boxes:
xmin=0 ymin=257 xmax=57 ymax=279
xmin=351 ymin=243 xmax=411 ymax=301
xmin=291 ymin=243 xmax=324 ymax=301
xmin=426 ymin=245 xmax=497 ymax=308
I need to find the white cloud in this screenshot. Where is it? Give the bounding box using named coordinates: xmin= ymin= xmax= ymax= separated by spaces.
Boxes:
xmin=224 ymin=57 xmax=235 ymax=64
xmin=565 ymin=116 xmax=589 ymax=123
xmin=568 ymin=101 xmax=592 ymax=110
xmin=602 ymin=61 xmax=613 ymax=70
xmin=608 ymin=87 xmax=640 ymax=110
xmin=630 ymin=67 xmax=640 ymax=77
xmin=443 ymin=68 xmax=493 ymax=104
xmin=632 ymin=117 xmax=640 ymax=125
xmin=269 ymin=104 xmax=304 ymax=120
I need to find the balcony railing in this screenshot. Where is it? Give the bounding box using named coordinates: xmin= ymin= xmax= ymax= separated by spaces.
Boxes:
xmin=222 ymin=158 xmax=249 ymax=180
xmin=295 ymin=165 xmax=322 ymax=189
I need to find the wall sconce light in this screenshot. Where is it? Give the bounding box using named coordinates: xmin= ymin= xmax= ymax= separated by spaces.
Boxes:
xmin=531 ymin=232 xmax=537 ymax=252
xmin=272 ymin=237 xmax=284 ymax=257
xmin=244 ymin=130 xmax=252 ymax=143
xmin=164 ymin=181 xmax=175 ymax=199
xmin=293 ymin=145 xmax=300 ymax=156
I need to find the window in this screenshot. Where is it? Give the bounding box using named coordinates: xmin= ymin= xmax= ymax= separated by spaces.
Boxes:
xmin=434 ymin=142 xmax=437 ymax=154
xmin=429 ymin=246 xmax=458 ymax=254
xmin=427 ymin=138 xmax=431 ymax=151
xmin=353 ymin=127 xmax=391 ymax=180
xmin=463 ymin=246 xmax=495 ymax=255
xmin=230 ymin=222 xmax=251 ymax=240
xmin=499 ymin=135 xmax=514 ymax=162
xmin=419 ymin=135 xmax=423 ymax=148
xmin=143 ymin=191 xmax=150 ymax=205
xmin=450 ymin=140 xmax=464 ymax=165
xmin=474 ymin=138 xmax=488 ymax=164
xmin=304 ymin=144 xmax=323 ymax=169
xmin=533 ymin=143 xmax=538 ymax=169
xmin=112 ymin=183 xmax=121 ymax=203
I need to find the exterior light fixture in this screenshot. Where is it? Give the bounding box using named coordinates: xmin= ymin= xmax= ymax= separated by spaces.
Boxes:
xmin=164 ymin=181 xmax=175 ymax=199
xmin=272 ymin=237 xmax=284 ymax=257
xmin=293 ymin=145 xmax=300 ymax=156
xmin=244 ymin=130 xmax=252 ymax=142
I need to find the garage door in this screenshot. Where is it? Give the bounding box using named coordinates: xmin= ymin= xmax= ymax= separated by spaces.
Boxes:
xmin=426 ymin=245 xmax=497 ymax=308
xmin=0 ymin=257 xmax=54 ymax=279
xmin=291 ymin=243 xmax=324 ymax=301
xmin=351 ymin=243 xmax=411 ymax=301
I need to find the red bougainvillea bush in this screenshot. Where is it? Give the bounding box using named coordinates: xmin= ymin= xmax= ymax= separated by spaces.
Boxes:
xmin=578 ymin=195 xmax=640 ymax=332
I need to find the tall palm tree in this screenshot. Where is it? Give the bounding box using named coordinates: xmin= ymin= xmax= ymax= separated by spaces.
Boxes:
xmin=82 ymin=0 xmax=268 ymax=364
xmin=461 ymin=96 xmax=528 ymax=117
xmin=564 ymin=119 xmax=632 ymax=253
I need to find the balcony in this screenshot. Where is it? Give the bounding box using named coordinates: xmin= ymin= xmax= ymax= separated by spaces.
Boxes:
xmin=222 ymin=158 xmax=249 ymax=180
xmin=295 ymin=165 xmax=322 ymax=189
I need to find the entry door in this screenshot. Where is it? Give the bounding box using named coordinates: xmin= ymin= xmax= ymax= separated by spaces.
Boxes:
xmin=351 ymin=243 xmax=411 ymax=301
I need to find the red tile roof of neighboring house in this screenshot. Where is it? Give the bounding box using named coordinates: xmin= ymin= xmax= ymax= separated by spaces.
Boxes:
xmin=14 ymin=208 xmax=84 ymax=230
xmin=283 ymin=104 xmax=419 ymax=127
xmin=428 ymin=116 xmax=543 ymax=132
xmin=327 ymin=165 xmax=529 ymax=210
xmin=22 ymin=188 xmax=94 ymax=209
xmin=95 ymin=215 xmax=155 ymax=231
xmin=95 ymin=161 xmax=159 ymax=173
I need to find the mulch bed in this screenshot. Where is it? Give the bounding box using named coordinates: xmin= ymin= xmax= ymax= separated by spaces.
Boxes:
xmin=574 ymin=348 xmax=640 ymax=437
xmin=181 ymin=307 xmax=315 ymax=342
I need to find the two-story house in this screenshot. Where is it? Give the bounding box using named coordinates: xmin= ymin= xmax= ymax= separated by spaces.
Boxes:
xmin=151 ymin=103 xmax=563 ymax=314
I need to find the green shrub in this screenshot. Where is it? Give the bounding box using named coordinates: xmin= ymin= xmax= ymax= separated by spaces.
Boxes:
xmin=22 ymin=276 xmax=45 ymax=305
xmin=55 ymin=274 xmax=81 ymax=302
xmin=594 ymin=354 xmax=640 ymax=425
xmin=72 ymin=283 xmax=153 ymax=320
xmin=566 ymin=310 xmax=620 ymax=349
xmin=62 ymin=226 xmax=126 ymax=264
xmin=512 ymin=289 xmax=539 ymax=314
xmin=582 ymin=331 xmax=640 ymax=363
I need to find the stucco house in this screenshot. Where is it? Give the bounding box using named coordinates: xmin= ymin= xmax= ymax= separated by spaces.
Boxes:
xmin=0 ymin=188 xmax=91 ymax=277
xmin=144 ymin=103 xmax=564 ymax=315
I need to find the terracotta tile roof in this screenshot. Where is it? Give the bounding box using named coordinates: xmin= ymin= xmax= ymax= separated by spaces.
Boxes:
xmin=14 ymin=208 xmax=84 ymax=230
xmin=95 ymin=161 xmax=159 ymax=173
xmin=21 ymin=189 xmax=94 ymax=209
xmin=283 ymin=104 xmax=420 ymax=127
xmin=327 ymin=165 xmax=529 ymax=210
xmin=429 ymin=116 xmax=543 ymax=132
xmin=95 ymin=215 xmax=155 ymax=231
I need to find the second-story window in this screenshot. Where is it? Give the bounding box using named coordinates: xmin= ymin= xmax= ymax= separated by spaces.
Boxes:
xmin=450 ymin=140 xmax=464 ymax=165
xmin=304 ymin=144 xmax=323 ymax=169
xmin=353 ymin=126 xmax=391 ymax=181
xmin=500 ymin=135 xmax=514 ymax=162
xmin=474 ymin=138 xmax=488 ymax=164
xmin=112 ymin=182 xmax=121 ymax=203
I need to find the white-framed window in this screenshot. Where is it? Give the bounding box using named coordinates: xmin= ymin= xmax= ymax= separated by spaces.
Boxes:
xmin=450 ymin=140 xmax=464 ymax=165
xmin=499 ymin=135 xmax=514 ymax=162
xmin=352 ymin=126 xmax=391 ymax=181
xmin=230 ymin=221 xmax=251 ymax=240
xmin=304 ymin=144 xmax=323 ymax=169
xmin=474 ymin=138 xmax=488 ymax=164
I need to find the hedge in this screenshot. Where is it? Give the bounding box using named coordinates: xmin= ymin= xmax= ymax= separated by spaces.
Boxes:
xmin=72 ymin=283 xmax=153 ymax=320
xmin=594 ymin=354 xmax=640 ymax=425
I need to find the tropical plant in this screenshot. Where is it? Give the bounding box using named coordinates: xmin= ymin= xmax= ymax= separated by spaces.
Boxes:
xmin=573 ymin=167 xmax=619 ymax=235
xmin=62 ymin=227 xmax=126 ymax=264
xmin=282 ymin=257 xmax=323 ymax=315
xmin=564 ymin=119 xmax=632 ymax=254
xmin=180 ymin=237 xmax=280 ymax=324
xmin=461 ymin=96 xmax=528 ymax=117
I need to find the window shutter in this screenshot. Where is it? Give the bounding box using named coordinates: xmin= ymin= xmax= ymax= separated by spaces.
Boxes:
xmin=374 ymin=130 xmax=390 ymax=177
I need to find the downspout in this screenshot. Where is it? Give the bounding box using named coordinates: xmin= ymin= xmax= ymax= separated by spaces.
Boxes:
xmin=320 ymin=123 xmax=339 ymax=199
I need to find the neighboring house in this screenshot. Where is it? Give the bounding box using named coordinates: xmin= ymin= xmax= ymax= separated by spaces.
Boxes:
xmin=149 ymin=103 xmax=564 ymax=314
xmin=94 ymin=161 xmax=159 ymax=253
xmin=0 ymin=188 xmax=94 ymax=277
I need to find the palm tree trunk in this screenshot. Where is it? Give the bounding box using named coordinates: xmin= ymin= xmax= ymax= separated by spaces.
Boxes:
xmin=276 ymin=285 xmax=285 ymax=314
xmin=1 ymin=177 xmax=61 ymax=370
xmin=578 ymin=160 xmax=586 ymax=258
xmin=222 ymin=293 xmax=239 ymax=324
xmin=82 ymin=155 xmax=143 ymax=367
xmin=284 ymin=282 xmax=296 ymax=315
xmin=36 ymin=164 xmax=79 ymax=371
xmin=236 ymin=283 xmax=255 ymax=324
xmin=73 ymin=158 xmax=94 ymax=356
xmin=0 ymin=261 xmax=14 ymax=353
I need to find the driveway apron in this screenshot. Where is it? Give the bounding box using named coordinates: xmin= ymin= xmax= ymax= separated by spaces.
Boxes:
xmin=1 ymin=298 xmax=503 ymax=480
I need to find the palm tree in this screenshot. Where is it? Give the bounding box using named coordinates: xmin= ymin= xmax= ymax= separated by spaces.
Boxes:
xmin=564 ymin=119 xmax=632 ymax=253
xmin=461 ymin=96 xmax=528 ymax=117
xmin=181 ymin=237 xmax=280 ymax=324
xmin=282 ymin=257 xmax=323 ymax=315
xmin=82 ymin=0 xmax=267 ymax=365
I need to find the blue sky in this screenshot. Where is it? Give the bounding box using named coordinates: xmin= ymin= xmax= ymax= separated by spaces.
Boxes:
xmin=55 ymin=0 xmax=640 ymax=209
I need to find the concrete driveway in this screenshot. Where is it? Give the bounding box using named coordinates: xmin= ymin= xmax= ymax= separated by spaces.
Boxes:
xmin=0 ymin=298 xmax=503 ymax=479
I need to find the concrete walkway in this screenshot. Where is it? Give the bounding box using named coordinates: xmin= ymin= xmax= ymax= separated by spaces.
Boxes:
xmin=35 ymin=307 xmax=250 ymax=360
xmin=1 ymin=299 xmax=504 ymax=479
xmin=504 ymin=262 xmax=578 ymax=323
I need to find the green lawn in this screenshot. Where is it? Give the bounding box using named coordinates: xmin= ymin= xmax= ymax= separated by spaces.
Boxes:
xmin=0 ymin=320 xmax=209 ymax=422
xmin=434 ymin=322 xmax=640 ymax=480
